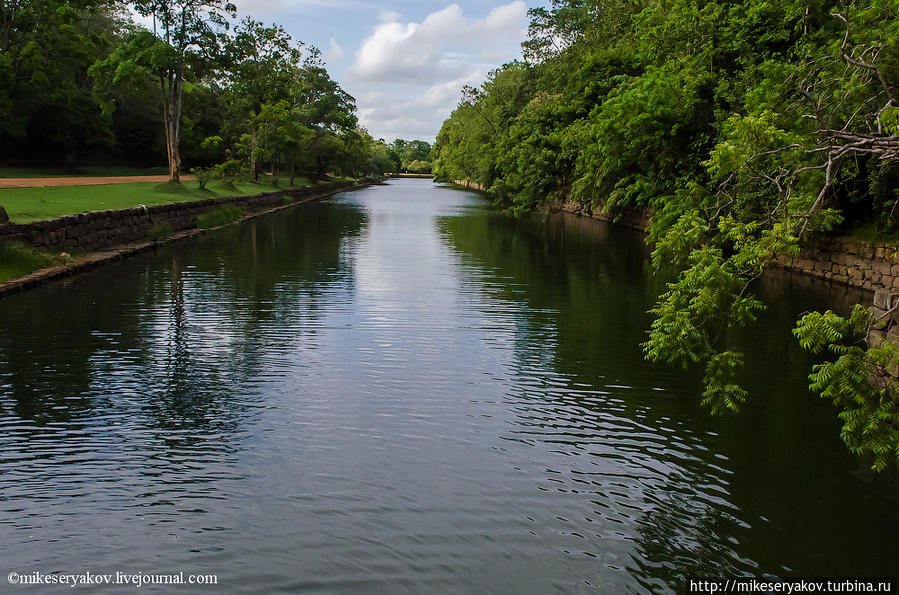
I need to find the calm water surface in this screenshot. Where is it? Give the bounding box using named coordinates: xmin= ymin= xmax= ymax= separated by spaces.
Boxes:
xmin=0 ymin=179 xmax=896 ymax=592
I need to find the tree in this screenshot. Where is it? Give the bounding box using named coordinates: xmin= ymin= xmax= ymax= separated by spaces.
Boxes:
xmin=294 ymin=62 xmax=357 ymax=180
xmin=223 ymin=18 xmax=303 ymax=181
xmin=92 ymin=0 xmax=236 ymax=180
xmin=433 ymin=0 xmax=899 ymax=470
xmin=0 ymin=0 xmax=121 ymax=163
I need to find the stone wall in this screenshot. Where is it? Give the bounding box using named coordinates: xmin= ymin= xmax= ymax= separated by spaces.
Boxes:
xmin=776 ymin=237 xmax=899 ymax=293
xmin=554 ymin=198 xmax=896 ymax=293
xmin=0 ymin=181 xmax=360 ymax=254
xmin=868 ymin=289 xmax=899 ymax=355
xmin=451 ymin=179 xmax=899 ymax=295
xmin=453 ymin=180 xmax=487 ymax=192
xmin=554 ymin=200 xmax=651 ymax=232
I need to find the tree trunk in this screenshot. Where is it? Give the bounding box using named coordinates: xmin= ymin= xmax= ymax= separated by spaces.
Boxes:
xmin=160 ymin=71 xmax=182 ymax=182
xmin=289 ymin=163 xmax=295 ymax=187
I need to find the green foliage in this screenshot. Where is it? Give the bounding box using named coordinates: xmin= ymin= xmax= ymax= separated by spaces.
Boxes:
xmin=794 ymin=306 xmax=899 ymax=471
xmin=881 ymin=106 xmax=899 ymax=135
xmin=190 ymin=166 xmax=214 ymax=190
xmin=392 ymin=139 xmax=432 ymax=169
xmin=0 ymin=0 xmax=119 ymax=162
xmin=3 ymin=0 xmax=380 ymax=182
xmin=643 ymin=217 xmax=797 ymax=415
xmin=196 ymin=204 xmax=243 ymax=229
xmin=0 ymin=242 xmax=57 ymax=283
xmin=146 ymin=222 xmax=173 ymax=241
xmin=434 ymin=0 xmax=899 ymax=468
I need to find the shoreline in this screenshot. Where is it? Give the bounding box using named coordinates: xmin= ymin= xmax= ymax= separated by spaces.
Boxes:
xmin=0 ymin=178 xmax=381 ymax=297
xmin=451 ymin=181 xmax=889 ymax=296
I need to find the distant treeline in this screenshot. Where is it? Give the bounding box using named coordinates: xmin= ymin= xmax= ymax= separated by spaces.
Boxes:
xmin=434 ymin=0 xmax=899 ymax=471
xmin=390 ymin=139 xmax=432 ymax=174
xmin=0 ymin=0 xmax=418 ymax=182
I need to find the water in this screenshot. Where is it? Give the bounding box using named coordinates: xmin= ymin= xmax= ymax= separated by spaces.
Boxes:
xmin=0 ymin=179 xmax=895 ymax=592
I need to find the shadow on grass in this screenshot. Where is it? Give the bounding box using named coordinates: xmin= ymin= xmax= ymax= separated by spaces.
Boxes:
xmin=154 ymin=181 xmax=194 ymax=195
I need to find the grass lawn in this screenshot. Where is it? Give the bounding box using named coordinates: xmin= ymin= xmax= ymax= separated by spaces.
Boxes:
xmin=0 ymin=176 xmax=314 ymax=223
xmin=0 ymin=166 xmax=169 ymax=178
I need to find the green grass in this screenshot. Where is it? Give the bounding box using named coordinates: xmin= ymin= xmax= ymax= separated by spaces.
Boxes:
xmin=197 ymin=204 xmax=244 ymax=229
xmin=0 ymin=166 xmax=169 ymax=178
xmin=0 ymin=242 xmax=57 ymax=283
xmin=0 ymin=175 xmax=312 ymax=223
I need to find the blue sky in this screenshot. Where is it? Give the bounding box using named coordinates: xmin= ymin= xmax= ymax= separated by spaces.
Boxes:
xmin=228 ymin=0 xmax=539 ymax=142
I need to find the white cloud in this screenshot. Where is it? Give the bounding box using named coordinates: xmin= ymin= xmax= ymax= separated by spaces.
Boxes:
xmin=344 ymin=2 xmax=527 ymax=141
xmin=326 ymin=37 xmax=344 ymax=65
xmin=378 ymin=10 xmax=402 ymax=23
xmin=347 ymin=2 xmax=525 ymax=84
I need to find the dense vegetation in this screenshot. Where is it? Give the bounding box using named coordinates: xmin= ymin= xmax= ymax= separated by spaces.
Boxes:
xmin=391 ymin=139 xmax=433 ymax=173
xmin=433 ymin=0 xmax=899 ymax=470
xmin=0 ymin=0 xmax=395 ymax=181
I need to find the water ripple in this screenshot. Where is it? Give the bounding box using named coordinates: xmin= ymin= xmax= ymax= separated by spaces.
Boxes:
xmin=0 ymin=180 xmax=896 ymax=592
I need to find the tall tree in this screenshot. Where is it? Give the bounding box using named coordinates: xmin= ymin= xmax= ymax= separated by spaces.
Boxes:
xmin=94 ymin=0 xmax=235 ymax=180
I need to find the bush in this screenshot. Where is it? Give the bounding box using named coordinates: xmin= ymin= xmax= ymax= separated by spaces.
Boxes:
xmin=196 ymin=204 xmax=244 ymax=229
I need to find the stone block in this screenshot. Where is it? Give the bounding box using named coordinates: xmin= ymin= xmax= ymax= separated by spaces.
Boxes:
xmin=887 ymin=325 xmax=899 ymax=347
xmin=799 ymin=258 xmax=816 ymax=271
xmin=874 ymin=289 xmax=896 ymax=310
xmin=875 ymin=260 xmax=893 ymax=276
xmin=870 ymin=329 xmax=887 ymax=348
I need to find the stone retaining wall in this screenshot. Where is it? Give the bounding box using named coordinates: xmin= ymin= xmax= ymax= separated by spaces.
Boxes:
xmin=0 ymin=181 xmax=359 ymax=254
xmin=453 ymin=180 xmax=487 ymax=192
xmin=777 ymin=238 xmax=899 ymax=293
xmin=452 ymin=180 xmax=899 ymax=294
xmin=554 ymin=199 xmax=651 ymax=232
xmin=554 ymin=198 xmax=895 ymax=293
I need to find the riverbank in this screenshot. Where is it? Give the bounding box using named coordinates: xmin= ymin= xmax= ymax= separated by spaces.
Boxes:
xmin=556 ymin=199 xmax=899 ymax=294
xmin=0 ymin=176 xmax=317 ymax=223
xmin=0 ymin=177 xmax=380 ymax=296
xmin=451 ymin=180 xmax=899 ymax=295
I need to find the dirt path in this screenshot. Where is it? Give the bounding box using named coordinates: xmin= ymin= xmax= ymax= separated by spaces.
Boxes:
xmin=0 ymin=175 xmax=195 ymax=189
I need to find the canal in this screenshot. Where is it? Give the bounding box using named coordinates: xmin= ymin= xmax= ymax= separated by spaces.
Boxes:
xmin=0 ymin=178 xmax=896 ymax=592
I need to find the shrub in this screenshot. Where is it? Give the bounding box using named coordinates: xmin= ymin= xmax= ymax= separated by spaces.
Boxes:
xmin=196 ymin=204 xmax=244 ymax=229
